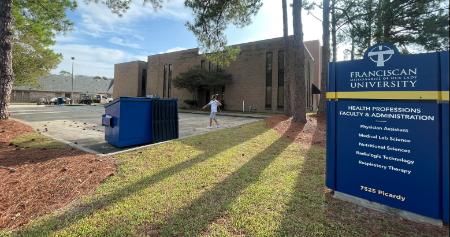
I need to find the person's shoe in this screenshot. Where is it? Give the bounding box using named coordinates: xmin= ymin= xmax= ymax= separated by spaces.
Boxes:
xmin=207 ymin=126 xmax=213 ymax=129
xmin=216 ymin=125 xmax=221 ymax=128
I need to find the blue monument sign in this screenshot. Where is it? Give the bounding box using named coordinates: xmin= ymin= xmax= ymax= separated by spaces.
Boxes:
xmin=326 ymin=43 xmax=449 ymax=224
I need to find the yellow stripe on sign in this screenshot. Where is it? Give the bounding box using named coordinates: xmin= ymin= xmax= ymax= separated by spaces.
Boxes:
xmin=326 ymin=91 xmax=449 ymax=101
xmin=442 ymin=91 xmax=449 ymax=101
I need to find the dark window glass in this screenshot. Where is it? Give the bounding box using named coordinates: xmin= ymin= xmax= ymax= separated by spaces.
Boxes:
xmin=168 ymin=65 xmax=172 ymax=98
xmin=277 ymin=50 xmax=284 ymax=109
xmin=265 ymin=52 xmax=273 ymax=109
xmin=306 ymin=61 xmax=312 ymax=109
xmin=201 ymin=60 xmax=206 ymax=69
xmin=141 ymin=69 xmax=147 ymax=97
xmin=163 ymin=65 xmax=167 ymax=98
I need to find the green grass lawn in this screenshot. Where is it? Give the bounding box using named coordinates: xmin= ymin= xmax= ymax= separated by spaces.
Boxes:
xmin=2 ymin=121 xmax=447 ymax=236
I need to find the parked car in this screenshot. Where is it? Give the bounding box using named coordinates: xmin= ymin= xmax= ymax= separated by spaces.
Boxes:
xmin=36 ymin=97 xmax=49 ymax=105
xmin=93 ymin=94 xmax=113 ymax=104
xmin=79 ymin=95 xmax=93 ymax=105
xmin=49 ymin=97 xmax=70 ymax=105
xmin=49 ymin=97 xmax=58 ymax=105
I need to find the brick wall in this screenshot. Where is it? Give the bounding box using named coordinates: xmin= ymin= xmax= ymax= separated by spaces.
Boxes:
xmin=114 ymin=37 xmax=322 ymax=112
xmin=113 ymin=61 xmax=147 ymax=98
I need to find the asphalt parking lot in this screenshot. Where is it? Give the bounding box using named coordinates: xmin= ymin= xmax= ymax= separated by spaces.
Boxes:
xmin=9 ymin=104 xmax=261 ymax=154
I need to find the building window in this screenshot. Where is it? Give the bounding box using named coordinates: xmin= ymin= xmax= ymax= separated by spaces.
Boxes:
xmin=163 ymin=65 xmax=167 ymax=98
xmin=306 ymin=61 xmax=312 ymax=109
xmin=277 ymin=50 xmax=284 ymax=109
xmin=265 ymin=52 xmax=273 ymax=109
xmin=168 ymin=64 xmax=172 ymax=98
xmin=201 ymin=60 xmax=206 ymax=69
xmin=141 ymin=69 xmax=147 ymax=97
xmin=162 ymin=64 xmax=173 ymax=98
xmin=201 ymin=60 xmax=220 ymax=72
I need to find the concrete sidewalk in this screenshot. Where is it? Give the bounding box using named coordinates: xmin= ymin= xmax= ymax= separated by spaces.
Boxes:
xmin=9 ymin=104 xmax=261 ymax=155
xmin=179 ymin=109 xmax=277 ymax=119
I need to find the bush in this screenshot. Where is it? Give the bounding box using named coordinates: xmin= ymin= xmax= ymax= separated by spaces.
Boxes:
xmin=173 ymin=67 xmax=232 ymax=91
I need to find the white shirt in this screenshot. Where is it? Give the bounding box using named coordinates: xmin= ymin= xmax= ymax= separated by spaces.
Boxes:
xmin=208 ymin=100 xmax=220 ymax=112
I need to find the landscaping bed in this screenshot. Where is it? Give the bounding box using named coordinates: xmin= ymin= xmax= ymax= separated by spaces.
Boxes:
xmin=0 ymin=120 xmax=116 ymax=229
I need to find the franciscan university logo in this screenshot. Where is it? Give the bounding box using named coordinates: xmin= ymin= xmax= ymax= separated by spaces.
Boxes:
xmin=368 ymin=45 xmax=395 ymax=67
xmin=349 ymin=44 xmax=418 ymax=89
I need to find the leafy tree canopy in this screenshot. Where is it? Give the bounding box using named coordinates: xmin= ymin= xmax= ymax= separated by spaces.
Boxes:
xmin=12 ymin=0 xmax=77 ymax=86
xmin=333 ymin=0 xmax=448 ymax=58
xmin=86 ymin=0 xmax=163 ymax=15
xmin=173 ymin=67 xmax=232 ymax=92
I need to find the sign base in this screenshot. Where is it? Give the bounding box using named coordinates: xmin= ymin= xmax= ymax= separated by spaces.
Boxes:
xmin=333 ymin=191 xmax=443 ymax=226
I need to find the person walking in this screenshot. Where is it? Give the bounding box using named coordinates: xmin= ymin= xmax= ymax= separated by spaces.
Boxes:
xmin=202 ymin=94 xmax=222 ymax=128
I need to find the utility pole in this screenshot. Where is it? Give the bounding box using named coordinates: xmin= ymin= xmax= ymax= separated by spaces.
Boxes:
xmin=71 ymin=57 xmax=75 ymax=104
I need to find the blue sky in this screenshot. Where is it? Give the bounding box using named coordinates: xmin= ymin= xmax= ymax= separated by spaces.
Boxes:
xmin=52 ymin=0 xmax=323 ymax=77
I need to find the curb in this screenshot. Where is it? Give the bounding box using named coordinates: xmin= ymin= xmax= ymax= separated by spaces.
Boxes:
xmin=179 ymin=110 xmax=271 ymax=119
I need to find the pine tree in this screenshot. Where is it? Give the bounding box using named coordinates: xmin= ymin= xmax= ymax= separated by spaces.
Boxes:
xmin=282 ymin=0 xmax=292 ymax=116
xmin=0 ymin=0 xmax=13 ymax=119
xmin=335 ymin=0 xmax=448 ymax=58
xmin=318 ymin=0 xmax=331 ymax=115
xmin=291 ymin=0 xmax=307 ymax=123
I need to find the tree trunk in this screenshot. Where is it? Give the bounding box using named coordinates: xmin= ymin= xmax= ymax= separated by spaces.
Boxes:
xmin=374 ymin=0 xmax=383 ymax=43
xmin=366 ymin=0 xmax=374 ymax=48
xmin=381 ymin=0 xmax=392 ymax=42
xmin=0 ymin=0 xmax=14 ymax=120
xmin=291 ymin=0 xmax=306 ymax=123
xmin=282 ymin=0 xmax=291 ymax=116
xmin=331 ymin=0 xmax=337 ymax=62
xmin=351 ymin=31 xmax=355 ymax=60
xmin=317 ymin=0 xmax=330 ymax=115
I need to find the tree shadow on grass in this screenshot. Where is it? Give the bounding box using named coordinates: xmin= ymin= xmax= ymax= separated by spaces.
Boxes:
xmin=276 ymin=117 xmax=449 ymax=237
xmin=13 ymin=121 xmax=273 ymax=236
xmin=154 ymin=121 xmax=304 ymax=236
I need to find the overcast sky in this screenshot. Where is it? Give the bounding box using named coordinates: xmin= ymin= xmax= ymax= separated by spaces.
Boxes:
xmin=52 ymin=0 xmax=323 ymax=78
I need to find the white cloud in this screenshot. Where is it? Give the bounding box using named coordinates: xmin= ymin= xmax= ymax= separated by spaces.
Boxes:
xmin=55 ymin=33 xmax=79 ymax=43
xmin=132 ymin=34 xmax=145 ymax=41
xmin=76 ymin=0 xmax=191 ymax=37
xmin=109 ymin=37 xmax=141 ymax=49
xmin=134 ymin=55 xmax=149 ymax=61
xmin=50 ymin=1 xmax=192 ymax=78
xmin=51 ymin=44 xmax=149 ymax=77
xmin=158 ymin=47 xmax=187 ymax=54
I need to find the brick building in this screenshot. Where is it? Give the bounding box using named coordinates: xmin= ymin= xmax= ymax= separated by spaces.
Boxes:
xmin=113 ymin=37 xmax=322 ymax=112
